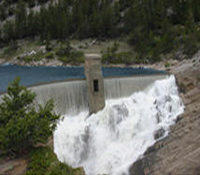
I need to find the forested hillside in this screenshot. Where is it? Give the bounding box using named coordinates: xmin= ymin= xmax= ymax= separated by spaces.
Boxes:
xmin=0 ymin=0 xmax=200 ymax=62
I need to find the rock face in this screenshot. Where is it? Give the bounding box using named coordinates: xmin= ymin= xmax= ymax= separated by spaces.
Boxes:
xmin=130 ymin=53 xmax=200 ymax=175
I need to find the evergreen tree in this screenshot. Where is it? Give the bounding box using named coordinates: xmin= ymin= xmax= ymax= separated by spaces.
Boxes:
xmin=1 ymin=0 xmax=200 ymax=58
xmin=90 ymin=12 xmax=100 ymax=37
xmin=38 ymin=5 xmax=48 ymax=40
xmin=0 ymin=28 xmax=2 ymax=46
xmin=0 ymin=77 xmax=59 ymax=154
xmin=2 ymin=21 xmax=15 ymax=42
xmin=99 ymin=3 xmax=115 ymax=38
xmin=27 ymin=0 xmax=35 ymax=8
xmin=185 ymin=7 xmax=195 ymax=34
xmin=0 ymin=3 xmax=8 ymax=21
xmin=27 ymin=10 xmax=36 ymax=38
xmin=192 ymin=0 xmax=200 ymax=21
xmin=15 ymin=0 xmax=27 ymax=39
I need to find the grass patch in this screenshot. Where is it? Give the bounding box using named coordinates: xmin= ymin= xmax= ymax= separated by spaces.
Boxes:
xmin=56 ymin=42 xmax=84 ymax=64
xmin=165 ymin=62 xmax=170 ymax=67
xmin=1 ymin=39 xmax=42 ymax=59
xmin=25 ymin=147 xmax=84 ymax=175
xmin=44 ymin=52 xmax=54 ymax=59
xmin=101 ymin=42 xmax=134 ymax=64
xmin=102 ymin=51 xmax=133 ymax=64
xmin=58 ymin=56 xmax=69 ymax=63
xmin=58 ymin=51 xmax=84 ymax=64
xmin=1 ymin=40 xmax=19 ymax=59
xmin=17 ymin=51 xmax=44 ymax=63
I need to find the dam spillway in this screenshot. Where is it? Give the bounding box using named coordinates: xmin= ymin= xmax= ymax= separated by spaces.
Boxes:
xmin=30 ymin=74 xmax=167 ymax=115
xmin=0 ymin=65 xmax=167 ymax=115
xmin=0 ymin=65 xmax=166 ymax=93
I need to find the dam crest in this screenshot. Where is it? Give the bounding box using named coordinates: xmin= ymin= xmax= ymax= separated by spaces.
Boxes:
xmin=30 ymin=74 xmax=167 ymax=115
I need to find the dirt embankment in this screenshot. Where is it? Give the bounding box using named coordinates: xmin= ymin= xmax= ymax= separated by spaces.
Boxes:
xmin=0 ymin=157 xmax=28 ymax=175
xmin=130 ymin=51 xmax=200 ymax=175
xmin=0 ymin=59 xmax=7 ymax=65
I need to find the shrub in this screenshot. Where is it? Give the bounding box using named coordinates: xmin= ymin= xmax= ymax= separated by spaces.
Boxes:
xmin=56 ymin=42 xmax=72 ymax=57
xmin=25 ymin=147 xmax=84 ymax=175
xmin=115 ymin=52 xmax=132 ymax=64
xmin=44 ymin=52 xmax=54 ymax=59
xmin=165 ymin=62 xmax=170 ymax=67
xmin=3 ymin=40 xmax=18 ymax=57
xmin=183 ymin=32 xmax=199 ymax=56
xmin=70 ymin=50 xmax=84 ymax=63
xmin=102 ymin=51 xmax=133 ymax=64
xmin=0 ymin=77 xmax=59 ymax=155
xmin=21 ymin=51 xmax=44 ymax=63
xmin=57 ymin=42 xmax=84 ymax=64
xmin=58 ymin=56 xmax=69 ymax=63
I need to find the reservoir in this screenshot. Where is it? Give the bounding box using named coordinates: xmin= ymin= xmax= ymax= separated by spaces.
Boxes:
xmin=0 ymin=64 xmax=166 ymax=93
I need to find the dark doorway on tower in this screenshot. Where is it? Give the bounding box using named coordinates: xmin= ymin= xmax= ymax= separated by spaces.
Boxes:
xmin=93 ymin=79 xmax=99 ymax=92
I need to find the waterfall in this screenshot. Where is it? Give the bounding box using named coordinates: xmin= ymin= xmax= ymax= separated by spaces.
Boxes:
xmin=104 ymin=74 xmax=166 ymax=99
xmin=53 ymin=75 xmax=184 ymax=175
xmin=31 ymin=80 xmax=88 ymax=115
xmin=0 ymin=74 xmax=167 ymax=115
xmin=28 ymin=74 xmax=167 ymax=115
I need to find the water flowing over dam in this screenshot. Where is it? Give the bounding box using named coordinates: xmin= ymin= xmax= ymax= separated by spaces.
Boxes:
xmin=0 ymin=65 xmax=166 ymax=115
xmin=30 ymin=74 xmax=167 ymax=115
xmin=53 ymin=75 xmax=184 ymax=175
xmin=0 ymin=65 xmax=184 ymax=175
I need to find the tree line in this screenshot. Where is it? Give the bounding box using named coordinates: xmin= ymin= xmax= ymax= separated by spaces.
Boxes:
xmin=0 ymin=0 xmax=121 ymax=42
xmin=0 ymin=0 xmax=200 ymax=60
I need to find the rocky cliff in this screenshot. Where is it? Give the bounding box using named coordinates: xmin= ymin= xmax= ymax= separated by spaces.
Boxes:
xmin=130 ymin=52 xmax=200 ymax=175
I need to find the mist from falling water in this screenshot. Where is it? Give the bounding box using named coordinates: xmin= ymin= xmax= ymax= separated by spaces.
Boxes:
xmin=53 ymin=75 xmax=184 ymax=175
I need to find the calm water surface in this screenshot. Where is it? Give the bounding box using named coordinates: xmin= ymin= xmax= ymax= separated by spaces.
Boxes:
xmin=0 ymin=65 xmax=166 ymax=92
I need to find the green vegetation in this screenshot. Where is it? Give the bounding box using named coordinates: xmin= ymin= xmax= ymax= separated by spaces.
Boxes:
xmin=102 ymin=51 xmax=133 ymax=65
xmin=25 ymin=147 xmax=84 ymax=175
xmin=17 ymin=51 xmax=44 ymax=62
xmin=0 ymin=77 xmax=59 ymax=155
xmin=125 ymin=0 xmax=200 ymax=61
xmin=0 ymin=78 xmax=84 ymax=174
xmin=102 ymin=42 xmax=134 ymax=64
xmin=0 ymin=0 xmax=200 ymax=63
xmin=2 ymin=40 xmax=19 ymax=58
xmin=56 ymin=42 xmax=84 ymax=64
xmin=164 ymin=62 xmax=170 ymax=68
xmin=44 ymin=52 xmax=54 ymax=59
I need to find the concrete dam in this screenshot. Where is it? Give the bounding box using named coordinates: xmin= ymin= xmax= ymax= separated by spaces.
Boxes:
xmin=30 ymin=74 xmax=167 ymax=115
xmin=28 ymin=54 xmax=168 ymax=115
xmin=0 ymin=57 xmax=184 ymax=175
xmin=0 ymin=56 xmax=167 ymax=115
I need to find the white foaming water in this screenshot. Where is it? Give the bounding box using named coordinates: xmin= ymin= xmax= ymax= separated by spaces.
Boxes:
xmin=53 ymin=75 xmax=184 ymax=175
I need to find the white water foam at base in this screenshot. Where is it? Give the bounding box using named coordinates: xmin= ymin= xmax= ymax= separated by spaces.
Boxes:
xmin=53 ymin=75 xmax=184 ymax=175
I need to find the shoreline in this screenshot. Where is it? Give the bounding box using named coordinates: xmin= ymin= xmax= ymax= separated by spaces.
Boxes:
xmin=0 ymin=57 xmax=168 ymax=70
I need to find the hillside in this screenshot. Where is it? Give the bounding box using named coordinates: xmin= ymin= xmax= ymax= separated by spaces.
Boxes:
xmin=0 ymin=0 xmax=200 ymax=65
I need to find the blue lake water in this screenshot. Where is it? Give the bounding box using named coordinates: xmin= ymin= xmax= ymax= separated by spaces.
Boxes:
xmin=0 ymin=65 xmax=166 ymax=93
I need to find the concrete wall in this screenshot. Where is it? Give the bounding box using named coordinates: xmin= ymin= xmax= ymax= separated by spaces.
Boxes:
xmin=85 ymin=54 xmax=105 ymax=114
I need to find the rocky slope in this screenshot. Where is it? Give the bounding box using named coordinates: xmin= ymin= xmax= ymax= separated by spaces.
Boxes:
xmin=130 ymin=52 xmax=200 ymax=175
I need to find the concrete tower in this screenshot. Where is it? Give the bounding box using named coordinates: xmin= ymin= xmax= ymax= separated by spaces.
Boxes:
xmin=84 ymin=54 xmax=105 ymax=115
